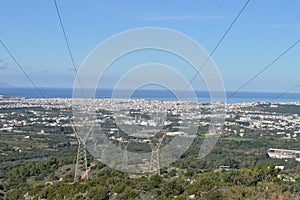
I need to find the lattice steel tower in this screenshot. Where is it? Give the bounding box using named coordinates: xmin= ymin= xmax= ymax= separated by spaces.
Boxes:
xmin=73 ymin=126 xmax=94 ymax=182
xmin=148 ymin=131 xmax=167 ymax=176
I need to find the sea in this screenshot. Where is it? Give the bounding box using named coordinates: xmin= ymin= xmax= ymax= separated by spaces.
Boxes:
xmin=0 ymin=87 xmax=299 ymax=104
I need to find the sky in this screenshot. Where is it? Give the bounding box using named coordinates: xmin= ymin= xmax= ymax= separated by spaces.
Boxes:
xmin=0 ymin=0 xmax=300 ymax=93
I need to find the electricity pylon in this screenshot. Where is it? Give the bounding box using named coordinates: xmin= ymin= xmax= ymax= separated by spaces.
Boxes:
xmin=148 ymin=131 xmax=167 ymax=176
xmin=121 ymin=140 xmax=130 ymax=169
xmin=73 ymin=125 xmax=94 ymax=182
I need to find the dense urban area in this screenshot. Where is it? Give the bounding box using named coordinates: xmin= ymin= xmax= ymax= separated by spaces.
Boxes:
xmin=0 ymin=94 xmax=300 ymax=199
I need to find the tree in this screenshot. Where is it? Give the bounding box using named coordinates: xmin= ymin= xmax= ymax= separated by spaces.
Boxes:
xmin=87 ymin=186 xmax=109 ymax=200
xmin=204 ymin=190 xmax=223 ymax=200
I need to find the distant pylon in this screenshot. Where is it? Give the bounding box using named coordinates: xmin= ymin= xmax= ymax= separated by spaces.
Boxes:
xmin=121 ymin=140 xmax=130 ymax=169
xmin=73 ymin=126 xmax=94 ymax=182
xmin=99 ymin=143 xmax=108 ymax=162
xmin=148 ymin=131 xmax=167 ymax=176
xmin=149 ymin=142 xmax=160 ymax=176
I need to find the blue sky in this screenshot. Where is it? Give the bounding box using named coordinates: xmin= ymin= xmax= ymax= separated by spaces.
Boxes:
xmin=0 ymin=0 xmax=300 ymax=93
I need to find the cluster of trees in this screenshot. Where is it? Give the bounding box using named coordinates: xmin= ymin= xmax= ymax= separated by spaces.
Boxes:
xmin=0 ymin=156 xmax=75 ymax=197
xmin=3 ymin=161 xmax=299 ymax=200
xmin=1 ymin=124 xmax=300 ymax=199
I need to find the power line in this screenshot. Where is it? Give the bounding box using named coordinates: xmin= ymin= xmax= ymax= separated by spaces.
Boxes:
xmin=270 ymin=83 xmax=300 ymax=102
xmin=228 ymin=38 xmax=300 ymax=98
xmin=54 ymin=0 xmax=79 ymax=75
xmin=182 ymin=0 xmax=250 ymax=96
xmin=54 ymin=0 xmax=84 ymax=98
xmin=53 ymin=0 xmax=89 ymax=182
xmin=199 ymin=0 xmax=225 ymax=41
xmin=0 ymin=38 xmax=45 ymax=98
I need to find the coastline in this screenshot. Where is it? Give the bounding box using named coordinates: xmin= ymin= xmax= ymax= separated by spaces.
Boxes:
xmin=0 ymin=87 xmax=299 ymax=104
